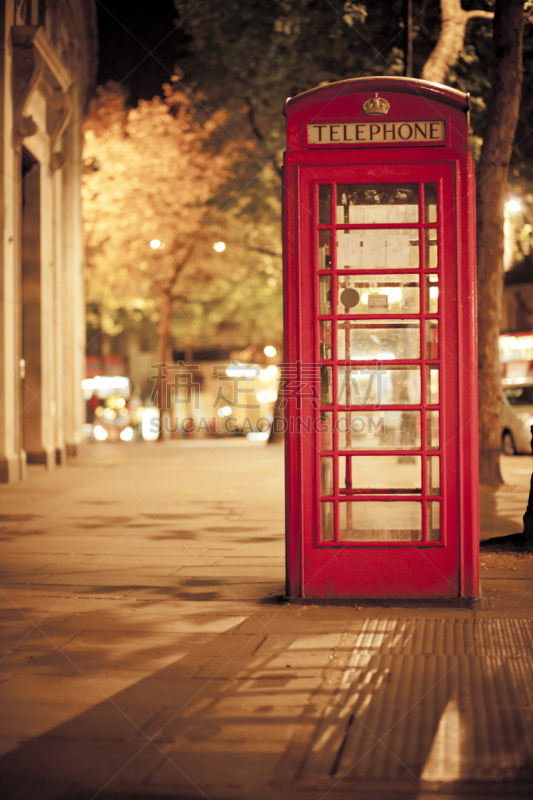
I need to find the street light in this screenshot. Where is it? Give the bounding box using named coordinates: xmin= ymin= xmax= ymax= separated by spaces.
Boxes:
xmin=506 ymin=199 xmax=522 ymax=214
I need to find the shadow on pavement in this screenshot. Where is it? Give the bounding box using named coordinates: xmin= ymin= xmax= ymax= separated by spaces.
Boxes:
xmin=1 ymin=614 xmax=532 ymax=800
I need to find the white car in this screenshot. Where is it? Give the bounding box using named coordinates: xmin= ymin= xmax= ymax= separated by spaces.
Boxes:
xmin=501 ymin=381 xmax=533 ymax=455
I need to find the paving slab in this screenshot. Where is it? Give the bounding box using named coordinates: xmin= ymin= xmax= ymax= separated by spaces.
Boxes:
xmin=1 ymin=444 xmax=533 ymax=800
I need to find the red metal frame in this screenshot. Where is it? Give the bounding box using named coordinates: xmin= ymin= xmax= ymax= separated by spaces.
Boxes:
xmin=283 ymin=78 xmax=479 ymax=598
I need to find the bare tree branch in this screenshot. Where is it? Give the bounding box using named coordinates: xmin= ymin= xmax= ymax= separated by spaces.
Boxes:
xmin=245 ymin=95 xmax=282 ymax=178
xmin=248 ymin=245 xmax=282 ymax=258
xmin=422 ymin=0 xmax=494 ymax=85
xmin=164 ymin=239 xmax=198 ymax=296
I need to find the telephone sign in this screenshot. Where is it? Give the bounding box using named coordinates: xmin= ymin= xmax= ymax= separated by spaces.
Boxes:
xmin=307 ymin=119 xmax=446 ymax=145
xmin=282 ymin=77 xmax=479 ymax=599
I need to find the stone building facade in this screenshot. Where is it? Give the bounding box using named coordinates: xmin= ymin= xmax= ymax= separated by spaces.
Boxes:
xmin=0 ymin=0 xmax=97 ymax=481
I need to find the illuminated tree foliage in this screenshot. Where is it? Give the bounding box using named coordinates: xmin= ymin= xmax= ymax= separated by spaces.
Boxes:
xmin=82 ymin=82 xmax=282 ymax=365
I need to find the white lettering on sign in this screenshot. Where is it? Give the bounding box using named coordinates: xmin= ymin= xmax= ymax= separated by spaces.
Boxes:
xmin=307 ymin=120 xmax=445 ymax=145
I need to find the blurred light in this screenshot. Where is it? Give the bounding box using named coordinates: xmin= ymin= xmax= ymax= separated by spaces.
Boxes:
xmin=377 ymin=352 xmax=395 ymax=360
xmin=257 ymin=390 xmax=278 ymax=403
xmin=386 ymin=288 xmax=403 ymax=303
xmin=266 ymin=365 xmax=278 ymax=377
xmin=213 ymin=241 xmax=226 ymax=252
xmin=82 ymin=376 xmax=130 ymax=402
xmin=226 ymin=365 xmax=245 ymax=378
xmin=94 ymin=406 xmax=104 ymax=417
xmin=226 ymin=364 xmax=259 ymax=379
xmin=116 ymin=397 xmax=126 ymax=408
xmin=264 ymin=345 xmax=277 ymax=357
xmin=82 ymin=376 xmax=130 ymax=392
xmin=259 ymin=369 xmax=269 ymax=382
xmin=93 ymin=425 xmax=108 ymax=441
xmin=506 ymin=199 xmax=522 ymax=214
xmin=247 ymin=431 xmax=269 ymax=441
xmin=142 ymin=407 xmax=159 ymax=441
xmin=150 ymin=239 xmax=162 ymax=249
xmin=217 ymin=406 xmax=232 ymax=417
xmin=120 ymin=427 xmax=133 ymax=442
xmin=102 ymin=408 xmax=116 ymax=420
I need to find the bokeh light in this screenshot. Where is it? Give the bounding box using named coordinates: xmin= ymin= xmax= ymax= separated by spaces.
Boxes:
xmin=506 ymin=199 xmax=522 ymax=214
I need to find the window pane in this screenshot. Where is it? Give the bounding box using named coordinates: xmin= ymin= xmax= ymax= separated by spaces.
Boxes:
xmin=425 ymin=183 xmax=438 ymax=223
xmin=321 ymin=366 xmax=332 ymax=405
xmin=319 ymin=185 xmax=331 ymax=225
xmin=425 ymin=274 xmax=439 ymax=313
xmin=340 ymin=455 xmax=421 ymax=493
xmin=427 ymin=410 xmax=439 ymax=449
xmin=426 ymin=319 xmax=439 ymax=359
xmin=339 ymin=501 xmax=422 ymax=541
xmin=337 ymin=229 xmax=419 ymax=270
xmin=428 ymin=501 xmax=441 ymax=541
xmin=320 ymin=320 xmax=332 ymax=360
xmin=321 ymin=502 xmax=334 ymax=541
xmin=321 ymin=457 xmax=334 ymax=496
xmin=336 ymin=183 xmax=419 ymax=223
xmin=319 ymin=275 xmax=332 ymax=314
xmin=319 ymin=411 xmax=333 ymax=450
xmin=425 ymin=229 xmax=438 ymax=269
xmin=319 ymin=230 xmax=332 ymax=269
xmin=337 ymin=274 xmax=420 ymax=314
xmin=337 ymin=366 xmax=421 ymax=406
xmin=337 ymin=320 xmax=420 ymax=361
xmin=338 ymin=410 xmax=421 ymax=450
xmin=428 ymin=455 xmax=440 ymax=494
xmin=427 ymin=367 xmax=439 ymax=405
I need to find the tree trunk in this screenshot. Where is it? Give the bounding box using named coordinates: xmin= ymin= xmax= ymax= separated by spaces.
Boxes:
xmin=156 ymin=291 xmax=172 ymax=441
xmin=476 ymin=0 xmax=525 ymax=486
xmin=523 ymin=426 xmax=533 ymax=544
xmin=421 ymin=0 xmax=493 ymax=85
xmin=403 ymin=0 xmax=414 ymax=78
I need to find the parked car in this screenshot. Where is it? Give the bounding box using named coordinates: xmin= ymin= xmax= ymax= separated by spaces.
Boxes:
xmin=501 ymin=380 xmax=533 ymax=455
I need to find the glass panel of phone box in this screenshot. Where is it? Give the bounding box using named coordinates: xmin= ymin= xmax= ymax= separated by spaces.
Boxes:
xmin=318 ymin=183 xmax=440 ymax=542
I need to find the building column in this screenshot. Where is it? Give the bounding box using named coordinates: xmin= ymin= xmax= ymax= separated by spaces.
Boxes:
xmin=61 ymin=96 xmax=85 ymax=458
xmin=0 ymin=3 xmax=25 ymax=482
xmin=21 ymin=151 xmax=53 ymax=468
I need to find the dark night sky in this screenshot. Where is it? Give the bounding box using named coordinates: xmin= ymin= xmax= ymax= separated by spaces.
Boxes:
xmin=96 ymin=1 xmax=189 ymax=104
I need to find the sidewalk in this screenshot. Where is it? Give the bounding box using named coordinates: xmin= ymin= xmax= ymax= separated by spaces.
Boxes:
xmin=0 ymin=441 xmax=532 ymax=800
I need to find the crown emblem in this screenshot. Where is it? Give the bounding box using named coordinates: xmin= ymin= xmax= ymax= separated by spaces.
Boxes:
xmin=362 ymin=92 xmax=390 ymax=116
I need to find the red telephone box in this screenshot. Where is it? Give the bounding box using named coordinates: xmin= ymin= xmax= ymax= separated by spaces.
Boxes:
xmin=282 ymin=77 xmax=479 ymax=599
